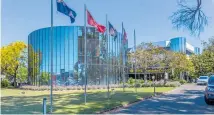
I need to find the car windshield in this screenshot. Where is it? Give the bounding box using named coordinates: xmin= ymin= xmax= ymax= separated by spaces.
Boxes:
xmin=208 ymin=77 xmax=214 ymax=84
xmin=199 ymin=77 xmax=208 ymax=79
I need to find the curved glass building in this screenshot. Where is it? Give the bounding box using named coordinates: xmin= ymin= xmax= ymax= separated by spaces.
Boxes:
xmin=28 ymin=26 xmax=128 ymax=86
xmin=148 ymin=37 xmax=200 ymax=55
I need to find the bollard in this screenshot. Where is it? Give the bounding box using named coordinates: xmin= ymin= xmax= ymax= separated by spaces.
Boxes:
xmin=154 ymin=82 xmax=156 ymax=96
xmin=43 ymin=98 xmax=47 ymax=115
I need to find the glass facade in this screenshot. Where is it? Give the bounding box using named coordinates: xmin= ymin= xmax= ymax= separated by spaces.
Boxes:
xmin=28 ymin=26 xmax=128 ymax=86
xmin=170 ymin=37 xmax=186 ymax=53
xmin=194 ymin=47 xmax=200 ymax=55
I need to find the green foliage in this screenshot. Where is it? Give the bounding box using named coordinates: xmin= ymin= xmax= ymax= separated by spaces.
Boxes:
xmin=1 ymin=79 xmax=10 ymax=88
xmin=17 ymin=66 xmax=28 ymax=83
xmin=147 ymin=80 xmax=152 ymax=84
xmin=127 ymin=78 xmax=135 ymax=87
xmin=172 ymin=77 xmax=179 ymax=81
xmin=1 ymin=41 xmax=27 ymax=87
xmin=135 ymin=82 xmax=141 ymax=88
xmin=139 ymin=79 xmax=145 ymax=85
xmin=191 ymin=37 xmax=214 ymax=77
xmin=179 ymin=79 xmax=187 ymax=85
xmin=128 ymin=42 xmax=195 ymax=80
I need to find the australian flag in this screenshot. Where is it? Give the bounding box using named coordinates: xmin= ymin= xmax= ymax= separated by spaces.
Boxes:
xmin=57 ymin=0 xmax=77 ymax=23
xmin=109 ymin=22 xmax=118 ymax=40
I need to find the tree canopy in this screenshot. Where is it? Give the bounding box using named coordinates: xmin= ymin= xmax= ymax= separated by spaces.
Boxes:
xmin=128 ymin=42 xmax=195 ymax=80
xmin=1 ymin=41 xmax=27 ymax=87
xmin=191 ymin=37 xmax=214 ymax=76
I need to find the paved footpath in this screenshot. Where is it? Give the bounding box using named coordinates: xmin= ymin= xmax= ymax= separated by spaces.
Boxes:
xmin=112 ymin=84 xmax=214 ymax=114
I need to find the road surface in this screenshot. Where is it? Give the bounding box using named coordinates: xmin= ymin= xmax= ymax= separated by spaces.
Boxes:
xmin=112 ymin=84 xmax=214 ymax=114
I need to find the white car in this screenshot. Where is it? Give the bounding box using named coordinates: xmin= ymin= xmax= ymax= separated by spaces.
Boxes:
xmin=197 ymin=76 xmax=209 ymax=85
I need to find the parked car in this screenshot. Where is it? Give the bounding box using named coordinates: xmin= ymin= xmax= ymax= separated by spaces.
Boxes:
xmin=204 ymin=75 xmax=214 ymax=105
xmin=197 ymin=76 xmax=209 ymax=85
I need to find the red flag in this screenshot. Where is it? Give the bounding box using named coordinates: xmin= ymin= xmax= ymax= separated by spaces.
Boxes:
xmin=123 ymin=28 xmax=127 ymax=44
xmin=87 ymin=10 xmax=106 ymax=33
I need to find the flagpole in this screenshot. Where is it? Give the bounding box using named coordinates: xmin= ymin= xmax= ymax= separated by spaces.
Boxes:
xmin=134 ymin=29 xmax=137 ymax=92
xmin=122 ymin=22 xmax=125 ymax=92
xmin=50 ymin=0 xmax=54 ymax=113
xmin=84 ymin=4 xmax=87 ymax=105
xmin=106 ymin=14 xmax=110 ymax=98
xmin=112 ymin=29 xmax=114 ymax=85
xmin=115 ymin=35 xmax=117 ymax=84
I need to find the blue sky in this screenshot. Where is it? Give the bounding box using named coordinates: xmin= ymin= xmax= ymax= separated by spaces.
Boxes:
xmin=1 ymin=0 xmax=214 ymax=49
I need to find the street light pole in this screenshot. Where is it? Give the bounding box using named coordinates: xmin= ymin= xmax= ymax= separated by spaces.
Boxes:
xmin=152 ymin=75 xmax=156 ymax=96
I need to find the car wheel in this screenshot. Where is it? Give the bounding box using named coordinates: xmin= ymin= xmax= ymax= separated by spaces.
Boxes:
xmin=204 ymin=96 xmax=212 ymax=105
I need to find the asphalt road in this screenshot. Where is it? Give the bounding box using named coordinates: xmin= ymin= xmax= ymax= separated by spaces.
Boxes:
xmin=112 ymin=84 xmax=214 ymax=114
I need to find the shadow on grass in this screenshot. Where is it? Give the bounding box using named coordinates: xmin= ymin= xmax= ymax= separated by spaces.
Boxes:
xmin=1 ymin=90 xmax=154 ymax=114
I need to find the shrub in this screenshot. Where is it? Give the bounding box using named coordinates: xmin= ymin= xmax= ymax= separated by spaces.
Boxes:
xmin=134 ymin=83 xmax=141 ymax=88
xmin=155 ymin=80 xmax=165 ymax=87
xmin=179 ymin=79 xmax=187 ymax=85
xmin=147 ymin=80 xmax=153 ymax=84
xmin=66 ymin=86 xmax=74 ymax=90
xmin=92 ymin=85 xmax=97 ymax=90
xmin=142 ymin=82 xmax=152 ymax=87
xmin=1 ymin=79 xmax=10 ymax=88
xmin=102 ymin=85 xmax=107 ymax=89
xmin=77 ymin=86 xmax=82 ymax=90
xmin=96 ymin=85 xmax=101 ymax=89
xmin=165 ymin=81 xmax=181 ymax=87
xmin=127 ymin=78 xmax=135 ymax=87
xmin=172 ymin=77 xmax=179 ymax=81
xmin=139 ymin=79 xmax=145 ymax=85
xmin=124 ymin=83 xmax=130 ymax=88
xmin=155 ymin=83 xmax=164 ymax=87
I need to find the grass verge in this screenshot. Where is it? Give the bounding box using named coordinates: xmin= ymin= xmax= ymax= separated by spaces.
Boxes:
xmin=1 ymin=87 xmax=174 ymax=114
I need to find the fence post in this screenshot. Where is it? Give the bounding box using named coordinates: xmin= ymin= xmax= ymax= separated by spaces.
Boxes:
xmin=43 ymin=98 xmax=47 ymax=115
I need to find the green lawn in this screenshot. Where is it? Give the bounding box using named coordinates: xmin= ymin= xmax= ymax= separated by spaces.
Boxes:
xmin=1 ymin=87 xmax=174 ymax=114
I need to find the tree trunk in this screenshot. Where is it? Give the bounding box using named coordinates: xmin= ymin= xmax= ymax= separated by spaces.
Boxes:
xmin=180 ymin=72 xmax=183 ymax=80
xmin=27 ymin=74 xmax=31 ymax=85
xmin=14 ymin=72 xmax=17 ymax=87
xmin=144 ymin=74 xmax=147 ymax=82
xmin=14 ymin=65 xmax=19 ymax=88
xmin=172 ymin=68 xmax=174 ymax=78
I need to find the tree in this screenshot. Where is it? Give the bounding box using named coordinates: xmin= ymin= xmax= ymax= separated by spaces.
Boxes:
xmin=128 ymin=43 xmax=173 ymax=81
xmin=191 ymin=37 xmax=214 ymax=77
xmin=170 ymin=52 xmax=194 ymax=80
xmin=170 ymin=0 xmax=208 ymax=36
xmin=128 ymin=43 xmax=153 ymax=81
xmin=202 ymin=36 xmax=214 ymax=52
xmin=0 ymin=41 xmax=27 ymax=87
xmin=17 ymin=66 xmax=28 ymax=84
